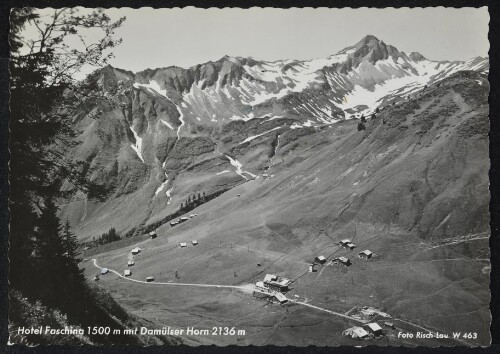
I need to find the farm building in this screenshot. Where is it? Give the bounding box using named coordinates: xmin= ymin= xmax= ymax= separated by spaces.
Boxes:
xmin=262 ymin=274 xmax=292 ymax=293
xmin=127 ymin=260 xmax=135 ymax=266
xmin=365 ymin=323 xmax=383 ymax=336
xmin=124 ymin=269 xmax=131 ymax=277
xmin=192 ymin=240 xmax=198 ymax=246
xmin=179 ymin=242 xmax=187 ymax=248
xmin=146 ymin=276 xmax=155 ymax=282
xmin=332 ymin=257 xmax=351 ymax=266
xmin=346 ymin=242 xmax=356 ymax=250
xmin=149 ymin=231 xmax=157 ymax=239
xmin=101 ymin=268 xmax=109 ymax=275
xmin=274 ymin=293 xmax=288 ymax=304
xmin=309 ymin=264 xmax=316 ymax=272
xmin=180 ymin=216 xmax=189 ymax=222
xmin=315 ymin=255 xmax=326 ymax=264
xmin=343 ymin=326 xmax=369 ymax=339
xmin=359 ymin=250 xmax=373 ymax=259
xmin=339 ymin=239 xmax=352 ymax=246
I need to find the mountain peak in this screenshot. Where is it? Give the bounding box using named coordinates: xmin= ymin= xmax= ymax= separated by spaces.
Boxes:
xmin=345 ymin=34 xmax=403 ymax=66
xmin=354 ymin=34 xmax=382 ymax=49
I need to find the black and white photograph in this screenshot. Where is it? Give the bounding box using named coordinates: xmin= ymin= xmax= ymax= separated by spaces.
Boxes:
xmin=6 ymin=6 xmax=492 ymax=347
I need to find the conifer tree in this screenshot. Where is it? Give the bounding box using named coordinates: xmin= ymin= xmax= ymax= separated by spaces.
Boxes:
xmin=61 ymin=219 xmax=79 ymax=261
xmin=9 ymin=8 xmax=125 ymax=299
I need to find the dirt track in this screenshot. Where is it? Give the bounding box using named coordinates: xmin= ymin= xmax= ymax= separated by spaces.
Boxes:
xmin=91 ymin=258 xmax=252 ymax=290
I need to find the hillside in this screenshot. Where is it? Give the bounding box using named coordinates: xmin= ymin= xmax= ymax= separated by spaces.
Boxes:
xmin=83 ymin=69 xmax=490 ymax=346
xmin=58 ymin=35 xmax=488 ymax=242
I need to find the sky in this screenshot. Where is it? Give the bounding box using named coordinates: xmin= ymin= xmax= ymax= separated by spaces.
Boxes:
xmin=27 ymin=7 xmax=489 ymax=75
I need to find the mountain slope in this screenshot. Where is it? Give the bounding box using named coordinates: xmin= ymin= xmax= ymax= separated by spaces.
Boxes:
xmin=58 ymin=35 xmax=488 ymax=242
xmin=85 ymin=69 xmax=490 ymax=346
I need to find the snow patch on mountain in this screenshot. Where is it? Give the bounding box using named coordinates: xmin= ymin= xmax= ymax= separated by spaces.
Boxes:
xmin=229 ymin=112 xmax=255 ymax=121
xmin=129 ymin=126 xmax=144 ymax=163
xmin=165 ymin=186 xmax=173 ymax=204
xmin=216 ymin=170 xmax=231 ymax=175
xmin=239 ymin=126 xmax=282 ymax=145
xmin=160 ymin=119 xmax=173 ymax=130
xmin=223 ymin=154 xmax=257 ymax=180
xmin=155 ymin=172 xmax=169 ymax=196
xmin=133 ymin=80 xmax=168 ymax=98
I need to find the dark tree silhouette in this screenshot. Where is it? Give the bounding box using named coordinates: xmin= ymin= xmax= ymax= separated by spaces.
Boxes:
xmin=9 ymin=7 xmax=124 ymax=303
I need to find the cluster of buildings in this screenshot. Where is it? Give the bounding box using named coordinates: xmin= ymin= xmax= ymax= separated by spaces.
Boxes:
xmin=179 ymin=240 xmax=198 ymax=248
xmin=343 ymin=322 xmax=389 ymax=339
xmin=339 ymin=239 xmax=357 ymax=250
xmin=309 ymin=239 xmax=373 ymax=271
xmin=170 ymin=214 xmax=197 ymax=227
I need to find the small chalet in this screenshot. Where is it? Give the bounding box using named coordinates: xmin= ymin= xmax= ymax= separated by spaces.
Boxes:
xmin=170 ymin=221 xmax=178 ymax=227
xmin=146 ymin=276 xmax=155 ymax=282
xmin=346 ymin=242 xmax=356 ymax=250
xmin=149 ymin=231 xmax=158 ymax=239
xmin=180 ymin=216 xmax=189 ymax=222
xmin=101 ymin=268 xmax=109 ymax=275
xmin=179 ymin=242 xmax=187 ymax=248
xmin=124 ymin=269 xmax=131 ymax=277
xmin=343 ymin=326 xmax=369 ymax=339
xmin=339 ymin=239 xmax=352 ymax=246
xmin=131 ymin=247 xmax=141 ymax=255
xmin=127 ymin=260 xmax=135 ymax=266
xmin=359 ymin=250 xmax=373 ymax=259
xmin=333 ymin=257 xmax=351 ymax=266
xmin=365 ymin=322 xmax=383 ymax=336
xmin=192 ymin=240 xmax=198 ymax=246
xmin=315 ymin=255 xmax=327 ymax=264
